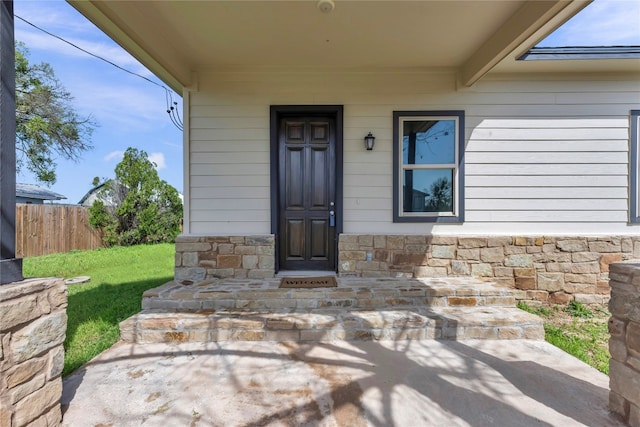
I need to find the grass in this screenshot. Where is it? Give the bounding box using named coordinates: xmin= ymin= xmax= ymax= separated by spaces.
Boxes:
xmin=517 ymin=301 xmax=611 ymax=374
xmin=23 ymin=244 xmax=175 ymax=376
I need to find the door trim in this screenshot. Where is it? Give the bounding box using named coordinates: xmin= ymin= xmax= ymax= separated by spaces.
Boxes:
xmin=270 ymin=105 xmax=343 ymax=272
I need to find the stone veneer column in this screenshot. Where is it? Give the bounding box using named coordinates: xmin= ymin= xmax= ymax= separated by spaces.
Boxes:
xmin=608 ymin=263 xmax=640 ymax=426
xmin=0 ymin=278 xmax=67 ymax=427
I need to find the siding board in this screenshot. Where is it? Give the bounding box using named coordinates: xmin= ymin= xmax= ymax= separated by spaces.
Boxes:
xmin=473 ymin=119 xmax=629 ymax=128
xmin=465 ymin=152 xmax=627 ymax=164
xmin=190 ymin=186 xmax=269 ymax=198
xmin=191 ymin=164 xmax=269 ymax=176
xmin=469 ymin=128 xmax=629 ymax=140
xmin=191 ymin=210 xmax=268 ymax=222
xmin=466 ymin=164 xmax=627 ymax=176
xmin=466 ymin=187 xmax=627 ymax=199
xmin=467 ymin=140 xmax=628 ymax=152
xmin=191 ymin=222 xmax=270 ymax=234
xmin=466 ymin=211 xmax=627 ymax=222
xmin=466 ymin=175 xmax=628 ymax=187
xmin=465 ymin=199 xmax=627 ymax=211
xmin=191 ymin=152 xmax=269 ymax=164
xmin=192 ymin=140 xmax=268 ymax=153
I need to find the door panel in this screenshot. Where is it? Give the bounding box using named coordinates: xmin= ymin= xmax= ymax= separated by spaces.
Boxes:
xmin=285 ymin=219 xmax=304 ymax=260
xmin=310 ymin=219 xmax=328 ymax=260
xmin=310 ymin=147 xmax=328 ymax=208
xmin=285 ymin=147 xmax=304 ymax=209
xmin=279 ymin=115 xmax=336 ymax=270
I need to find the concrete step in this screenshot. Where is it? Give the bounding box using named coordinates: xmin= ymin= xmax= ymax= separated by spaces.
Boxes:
xmin=141 ymin=277 xmax=517 ymax=312
xmin=120 ymin=306 xmax=544 ymax=344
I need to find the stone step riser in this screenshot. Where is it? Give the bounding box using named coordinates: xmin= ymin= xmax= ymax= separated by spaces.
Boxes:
xmin=120 ymin=307 xmax=544 ymax=344
xmin=125 ymin=326 xmax=543 ymax=344
xmin=141 ymin=278 xmax=518 ymax=313
xmin=142 ymin=295 xmax=517 ymax=312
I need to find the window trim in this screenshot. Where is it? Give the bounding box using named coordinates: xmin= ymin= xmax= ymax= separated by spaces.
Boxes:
xmin=392 ymin=110 xmax=465 ymax=223
xmin=631 ymin=110 xmax=640 ymax=223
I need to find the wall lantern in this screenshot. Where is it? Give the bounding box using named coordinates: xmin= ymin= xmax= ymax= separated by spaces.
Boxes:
xmin=364 ymin=132 xmax=375 ymax=151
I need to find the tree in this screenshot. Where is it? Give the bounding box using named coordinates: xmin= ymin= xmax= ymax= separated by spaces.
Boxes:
xmin=15 ymin=42 xmax=95 ymax=184
xmin=424 ymin=177 xmax=452 ymax=212
xmin=88 ymin=148 xmax=183 ymax=246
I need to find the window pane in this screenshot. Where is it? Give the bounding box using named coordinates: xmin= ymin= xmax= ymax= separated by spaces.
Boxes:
xmin=403 ymin=169 xmax=454 ymax=213
xmin=402 ymin=119 xmax=456 ymax=165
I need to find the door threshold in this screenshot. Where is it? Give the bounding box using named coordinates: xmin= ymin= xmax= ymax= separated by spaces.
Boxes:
xmin=276 ymin=271 xmax=337 ymax=278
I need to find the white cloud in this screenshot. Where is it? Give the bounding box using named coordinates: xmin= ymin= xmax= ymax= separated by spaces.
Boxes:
xmin=539 ymin=0 xmax=640 ymax=47
xmin=104 ymin=150 xmax=124 ymax=162
xmin=148 ymin=153 xmax=167 ymax=170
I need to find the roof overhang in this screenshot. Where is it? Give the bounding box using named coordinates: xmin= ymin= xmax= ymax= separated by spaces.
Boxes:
xmin=68 ymin=0 xmax=600 ymax=93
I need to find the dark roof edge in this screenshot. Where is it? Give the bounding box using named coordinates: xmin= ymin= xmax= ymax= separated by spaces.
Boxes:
xmin=77 ymin=180 xmax=112 ymax=205
xmin=519 ymin=46 xmax=640 ymax=61
xmin=16 ymin=183 xmax=67 ymax=200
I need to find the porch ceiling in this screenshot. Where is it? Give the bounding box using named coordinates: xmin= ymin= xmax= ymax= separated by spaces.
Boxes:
xmin=69 ymin=0 xmax=593 ymax=93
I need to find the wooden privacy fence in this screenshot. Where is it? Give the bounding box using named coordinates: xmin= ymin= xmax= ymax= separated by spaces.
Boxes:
xmin=16 ymin=204 xmax=104 ymax=258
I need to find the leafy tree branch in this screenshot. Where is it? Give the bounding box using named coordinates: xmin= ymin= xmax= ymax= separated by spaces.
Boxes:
xmin=15 ymin=42 xmax=95 ymax=184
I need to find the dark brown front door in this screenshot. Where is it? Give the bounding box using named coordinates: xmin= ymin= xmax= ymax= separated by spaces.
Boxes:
xmin=277 ymin=115 xmax=337 ymax=271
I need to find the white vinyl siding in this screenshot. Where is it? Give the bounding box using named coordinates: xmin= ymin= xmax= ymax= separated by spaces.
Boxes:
xmin=465 ymin=118 xmax=630 ymax=225
xmin=186 ymin=70 xmax=639 ymax=235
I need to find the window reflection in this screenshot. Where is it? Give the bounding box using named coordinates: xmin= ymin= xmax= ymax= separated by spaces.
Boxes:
xmin=403 ymin=169 xmax=453 ymax=213
xmin=402 ymin=120 xmax=455 ymax=165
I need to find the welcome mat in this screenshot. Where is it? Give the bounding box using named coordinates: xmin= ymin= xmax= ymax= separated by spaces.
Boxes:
xmin=279 ymin=276 xmax=337 ymax=288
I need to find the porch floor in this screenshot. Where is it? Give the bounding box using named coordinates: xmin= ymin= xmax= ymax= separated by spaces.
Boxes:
xmin=121 ymin=277 xmax=545 ymax=343
xmin=60 ymin=339 xmax=622 ymax=426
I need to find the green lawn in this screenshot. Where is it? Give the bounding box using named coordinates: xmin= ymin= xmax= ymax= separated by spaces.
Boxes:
xmin=23 ymin=244 xmax=175 ymax=376
xmin=518 ymin=301 xmax=611 ymax=374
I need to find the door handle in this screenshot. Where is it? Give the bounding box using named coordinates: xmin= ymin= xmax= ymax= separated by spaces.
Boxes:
xmin=329 ymin=210 xmax=335 ymax=227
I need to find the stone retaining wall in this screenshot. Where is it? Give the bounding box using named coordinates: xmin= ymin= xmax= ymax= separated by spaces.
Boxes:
xmin=175 ymin=235 xmax=275 ymax=282
xmin=0 ymin=278 xmax=67 ymax=427
xmin=338 ymin=235 xmax=640 ymax=304
xmin=608 ymin=263 xmax=640 ymax=426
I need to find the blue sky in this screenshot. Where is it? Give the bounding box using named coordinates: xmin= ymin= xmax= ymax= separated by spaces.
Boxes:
xmin=538 ymin=0 xmax=640 ymax=47
xmin=14 ymin=0 xmax=183 ymax=204
xmin=13 ymin=0 xmax=640 ymax=204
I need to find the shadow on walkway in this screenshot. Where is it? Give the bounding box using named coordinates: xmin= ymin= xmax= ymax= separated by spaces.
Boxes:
xmin=61 ymin=337 xmax=619 ymax=427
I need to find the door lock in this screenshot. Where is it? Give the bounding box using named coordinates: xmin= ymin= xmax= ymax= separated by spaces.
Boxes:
xmin=329 ymin=210 xmax=335 ymax=227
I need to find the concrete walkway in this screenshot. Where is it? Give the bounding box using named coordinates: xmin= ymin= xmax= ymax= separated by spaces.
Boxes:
xmin=60 ymin=339 xmax=623 ymax=426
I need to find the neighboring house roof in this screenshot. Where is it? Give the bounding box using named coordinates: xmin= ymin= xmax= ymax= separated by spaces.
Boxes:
xmin=16 ymin=183 xmax=66 ymax=201
xmin=78 ymin=181 xmax=115 ymax=206
xmin=69 ymin=0 xmax=611 ymax=90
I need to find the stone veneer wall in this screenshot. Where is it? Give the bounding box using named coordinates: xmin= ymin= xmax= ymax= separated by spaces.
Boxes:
xmin=175 ymin=235 xmax=275 ymax=282
xmin=0 ymin=278 xmax=67 ymax=427
xmin=608 ymin=263 xmax=640 ymax=426
xmin=338 ymin=235 xmax=640 ymax=304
